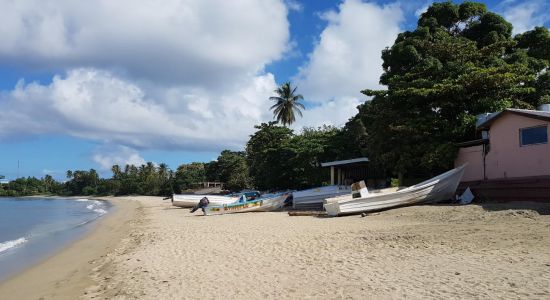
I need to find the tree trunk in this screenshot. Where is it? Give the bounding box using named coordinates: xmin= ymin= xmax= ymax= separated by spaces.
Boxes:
xmin=398 ymin=172 xmax=404 ymax=187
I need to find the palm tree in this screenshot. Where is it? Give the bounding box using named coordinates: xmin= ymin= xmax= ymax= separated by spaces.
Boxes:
xmin=269 ymin=82 xmax=305 ymax=126
xmin=111 ymin=165 xmax=121 ymax=179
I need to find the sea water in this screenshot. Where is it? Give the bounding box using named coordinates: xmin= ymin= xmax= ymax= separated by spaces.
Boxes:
xmin=0 ymin=197 xmax=110 ymax=281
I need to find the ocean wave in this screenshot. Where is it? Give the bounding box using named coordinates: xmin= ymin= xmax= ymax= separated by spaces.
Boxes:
xmin=75 ymin=198 xmax=90 ymax=202
xmin=94 ymin=208 xmax=107 ymax=215
xmin=0 ymin=237 xmax=28 ymax=254
xmin=85 ymin=200 xmax=107 ymax=216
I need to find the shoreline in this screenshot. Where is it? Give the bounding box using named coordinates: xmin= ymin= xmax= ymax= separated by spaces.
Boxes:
xmin=0 ymin=197 xmax=549 ymax=299
xmin=0 ymin=197 xmax=141 ymax=299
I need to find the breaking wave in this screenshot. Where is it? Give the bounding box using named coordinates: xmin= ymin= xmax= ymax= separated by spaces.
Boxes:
xmin=86 ymin=200 xmax=107 ymax=216
xmin=0 ymin=237 xmax=28 ymax=254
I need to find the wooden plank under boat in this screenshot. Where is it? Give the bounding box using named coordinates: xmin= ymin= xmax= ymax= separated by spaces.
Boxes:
xmin=203 ymin=193 xmax=290 ymax=215
xmin=323 ymin=165 xmax=466 ymax=216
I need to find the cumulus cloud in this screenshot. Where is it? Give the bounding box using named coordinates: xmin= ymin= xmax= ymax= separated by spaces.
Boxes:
xmin=500 ymin=0 xmax=550 ymax=34
xmin=0 ymin=0 xmax=407 ymax=169
xmin=292 ymin=97 xmax=363 ymax=129
xmin=285 ymin=0 xmax=303 ymax=12
xmin=92 ymin=145 xmax=146 ymax=170
xmin=0 ymin=0 xmax=291 ymax=166
xmin=293 ymin=0 xmax=403 ymax=128
xmin=0 ymin=68 xmax=277 ymax=151
xmin=0 ymin=0 xmax=289 ymax=86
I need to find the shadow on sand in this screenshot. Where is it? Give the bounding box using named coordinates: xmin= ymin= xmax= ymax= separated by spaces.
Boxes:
xmin=478 ymin=201 xmax=550 ymax=216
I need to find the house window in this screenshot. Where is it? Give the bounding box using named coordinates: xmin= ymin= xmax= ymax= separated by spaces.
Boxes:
xmin=520 ymin=125 xmax=548 ymax=146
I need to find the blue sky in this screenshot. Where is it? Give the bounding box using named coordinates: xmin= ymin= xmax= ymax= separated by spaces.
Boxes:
xmin=0 ymin=0 xmax=549 ymax=180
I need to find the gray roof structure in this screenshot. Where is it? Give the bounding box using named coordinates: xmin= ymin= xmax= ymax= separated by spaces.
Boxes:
xmin=477 ymin=108 xmax=550 ymax=129
xmin=320 ymin=157 xmax=369 ymax=167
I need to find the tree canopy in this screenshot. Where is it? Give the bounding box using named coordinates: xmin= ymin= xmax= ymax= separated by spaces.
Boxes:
xmin=246 ymin=122 xmax=362 ymax=191
xmin=359 ymin=1 xmax=550 ymax=181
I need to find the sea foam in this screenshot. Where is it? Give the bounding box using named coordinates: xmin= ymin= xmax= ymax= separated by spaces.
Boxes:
xmin=86 ymin=200 xmax=107 ymax=216
xmin=0 ymin=237 xmax=28 ymax=254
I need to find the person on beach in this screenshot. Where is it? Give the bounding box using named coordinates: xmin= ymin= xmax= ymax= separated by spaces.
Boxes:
xmin=190 ymin=197 xmax=209 ymax=215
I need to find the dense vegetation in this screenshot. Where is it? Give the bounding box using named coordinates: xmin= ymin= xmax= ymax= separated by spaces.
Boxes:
xmin=359 ymin=1 xmax=550 ymax=182
xmin=2 ymin=2 xmax=549 ymax=196
xmin=0 ymin=124 xmax=362 ymax=197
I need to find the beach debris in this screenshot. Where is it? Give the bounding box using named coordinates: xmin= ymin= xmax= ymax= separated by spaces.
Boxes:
xmin=458 ymin=187 xmax=474 ymax=204
xmin=288 ymin=211 xmax=327 ymax=217
xmin=361 ymin=212 xmax=380 ymax=217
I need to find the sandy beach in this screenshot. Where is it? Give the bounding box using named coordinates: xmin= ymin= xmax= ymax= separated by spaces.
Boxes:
xmin=1 ymin=197 xmax=550 ymax=299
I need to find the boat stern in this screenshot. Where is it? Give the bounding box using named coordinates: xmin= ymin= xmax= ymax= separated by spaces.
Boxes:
xmin=323 ymin=202 xmax=341 ymax=217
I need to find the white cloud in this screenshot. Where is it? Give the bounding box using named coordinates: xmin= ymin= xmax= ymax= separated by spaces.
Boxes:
xmin=501 ymin=0 xmax=550 ymax=34
xmin=0 ymin=0 xmax=290 ymax=168
xmin=292 ymin=97 xmax=362 ymax=129
xmin=92 ymin=145 xmax=146 ymax=171
xmin=293 ymin=0 xmax=403 ymax=127
xmin=0 ymin=68 xmax=277 ymax=151
xmin=0 ymin=0 xmax=408 ymax=171
xmin=0 ymin=0 xmax=289 ymax=86
xmin=285 ymin=0 xmax=303 ymax=12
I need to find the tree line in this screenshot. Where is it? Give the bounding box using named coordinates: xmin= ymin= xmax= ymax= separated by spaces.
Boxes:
xmin=0 ymin=124 xmax=362 ymax=197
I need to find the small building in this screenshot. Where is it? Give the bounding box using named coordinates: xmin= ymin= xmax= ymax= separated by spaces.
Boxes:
xmin=320 ymin=157 xmax=387 ymax=188
xmin=455 ymin=107 xmax=550 ymax=201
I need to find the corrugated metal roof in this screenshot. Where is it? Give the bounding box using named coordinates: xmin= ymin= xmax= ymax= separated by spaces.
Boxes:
xmin=477 ymin=108 xmax=550 ymax=129
xmin=320 ymin=157 xmax=369 ymax=167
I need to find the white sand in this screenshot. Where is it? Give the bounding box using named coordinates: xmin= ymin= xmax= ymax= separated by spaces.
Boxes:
xmin=82 ymin=197 xmax=550 ymax=299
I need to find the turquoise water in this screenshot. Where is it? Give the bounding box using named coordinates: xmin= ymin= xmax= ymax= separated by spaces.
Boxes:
xmin=0 ymin=197 xmax=110 ymax=281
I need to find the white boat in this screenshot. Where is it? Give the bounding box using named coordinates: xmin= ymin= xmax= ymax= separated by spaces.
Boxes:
xmin=292 ymin=185 xmax=351 ymax=210
xmin=171 ymin=194 xmax=238 ymax=208
xmin=204 ymin=193 xmax=290 ymax=215
xmin=324 ymin=165 xmax=466 ymax=216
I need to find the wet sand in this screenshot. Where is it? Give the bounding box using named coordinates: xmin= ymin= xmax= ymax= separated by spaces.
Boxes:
xmin=0 ymin=198 xmax=141 ymax=300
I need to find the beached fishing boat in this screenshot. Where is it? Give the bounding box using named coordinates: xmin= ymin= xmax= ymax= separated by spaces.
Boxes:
xmin=292 ymin=185 xmax=351 ymax=210
xmin=171 ymin=194 xmax=238 ymax=208
xmin=204 ymin=193 xmax=290 ymax=215
xmin=323 ymin=165 xmax=466 ymax=216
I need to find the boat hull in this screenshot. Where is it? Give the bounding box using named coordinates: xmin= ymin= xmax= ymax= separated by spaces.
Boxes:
xmin=171 ymin=194 xmax=238 ymax=208
xmin=292 ymin=185 xmax=351 ymax=210
xmin=204 ymin=194 xmax=289 ymax=215
xmin=324 ymin=165 xmax=466 ymax=216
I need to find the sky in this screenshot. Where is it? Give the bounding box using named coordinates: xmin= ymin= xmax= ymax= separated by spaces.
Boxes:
xmin=0 ymin=0 xmax=549 ymax=180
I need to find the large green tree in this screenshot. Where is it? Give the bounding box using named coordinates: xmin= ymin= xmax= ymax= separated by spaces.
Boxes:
xmin=360 ymin=1 xmax=550 ymax=183
xmin=246 ymin=122 xmax=294 ymax=190
xmin=174 ymin=162 xmax=206 ymax=192
xmin=246 ymin=122 xmax=357 ymax=190
xmin=269 ymin=82 xmax=305 ymax=126
xmin=215 ymin=150 xmax=250 ymax=191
